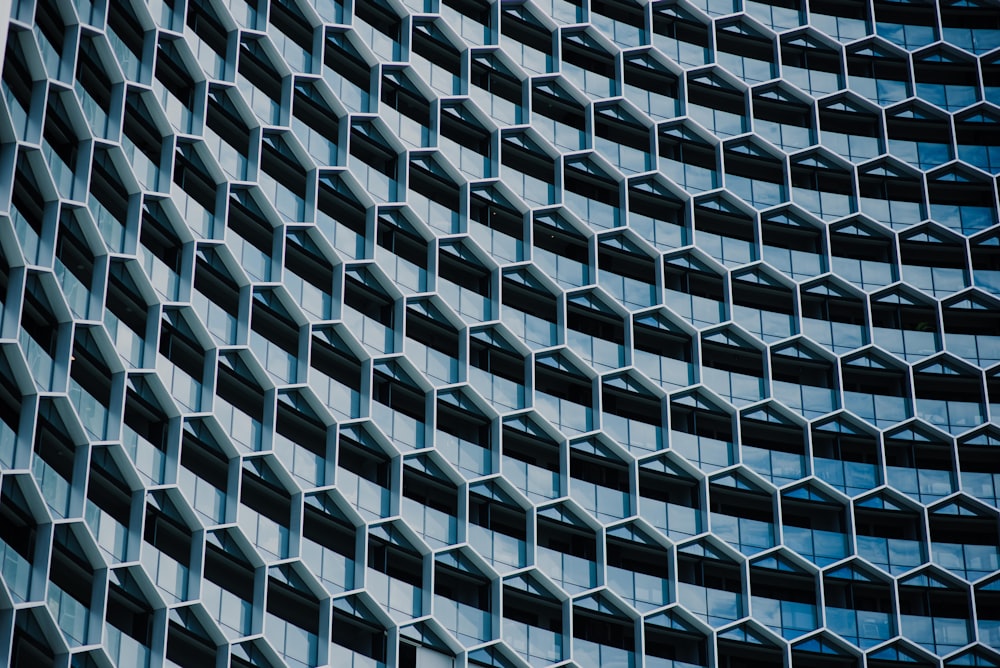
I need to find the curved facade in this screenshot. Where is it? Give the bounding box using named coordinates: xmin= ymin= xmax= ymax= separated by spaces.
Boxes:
xmin=1 ymin=0 xmax=1000 ymax=666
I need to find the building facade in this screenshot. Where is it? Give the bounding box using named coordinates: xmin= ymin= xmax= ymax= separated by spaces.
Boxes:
xmin=1 ymin=0 xmax=1000 ymax=666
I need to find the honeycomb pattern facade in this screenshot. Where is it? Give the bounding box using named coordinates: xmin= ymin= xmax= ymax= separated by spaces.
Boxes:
xmin=2 ymin=0 xmax=1000 ymax=666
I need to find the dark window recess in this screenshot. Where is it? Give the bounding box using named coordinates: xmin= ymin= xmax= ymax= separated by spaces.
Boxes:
xmin=470 ymin=57 xmax=523 ymax=104
xmin=344 ymin=273 xmax=393 ymax=326
xmin=350 ymin=127 xmax=397 ymax=178
xmin=471 ymin=192 xmax=523 ymax=239
xmin=772 ymin=350 xmax=833 ymax=388
xmin=571 ymin=448 xmax=629 ymax=492
xmin=725 ymin=146 xmax=784 ymax=184
xmin=70 ymin=333 xmax=112 ymax=408
xmin=790 ymin=161 xmax=853 ymax=195
xmin=267 ymin=576 xmax=320 ymax=633
xmin=604 ymin=383 xmax=661 ymax=424
xmin=754 ymin=93 xmax=813 ymax=129
xmin=831 ymin=227 xmax=893 ymax=264
xmin=203 ymin=540 xmax=254 ymax=598
xmin=504 ymin=587 xmax=561 ymax=631
xmin=801 ymin=291 xmax=865 ymax=324
xmin=276 ymin=399 xmax=327 ymax=459
xmin=372 ymin=371 xmax=424 ymax=421
xmin=217 ymin=362 xmax=265 ymax=422
xmin=653 ymin=8 xmax=710 ymax=47
xmin=750 ymin=564 xmax=816 ymax=604
xmin=820 ymin=104 xmax=880 ymax=139
xmin=847 ymin=51 xmax=909 ymax=83
xmin=331 ymin=606 xmax=386 ymax=662
xmin=624 ymin=58 xmax=679 ymax=99
xmin=573 ymin=608 xmax=635 ymax=651
xmin=439 ymin=251 xmax=490 ymax=296
xmin=144 ymin=504 xmax=191 ymax=565
xmin=854 ymin=504 xmax=921 ymax=541
xmin=782 ymin=495 xmax=846 ymax=533
xmin=437 ymin=400 xmax=490 ymax=447
xmin=561 ymin=37 xmax=614 ymax=79
xmin=105 ymin=579 xmax=153 ymax=647
xmin=5 ymin=33 xmax=36 ymax=115
xmin=677 ymin=552 xmax=741 ymax=591
xmin=261 ymin=136 xmax=306 ymax=198
xmin=688 ymin=79 xmax=746 ymax=116
xmin=841 ymin=362 xmax=907 ymax=398
xmin=634 ymin=321 xmax=692 ymax=361
xmin=269 ymin=0 xmax=314 ymax=54
xmin=412 ymin=25 xmax=461 ymax=76
xmin=646 ymin=623 xmax=706 ymax=666
xmin=108 ymin=0 xmax=146 ymax=64
xmin=671 ymin=401 xmax=732 ymax=441
xmin=173 ymin=145 xmax=218 ymax=210
xmin=377 ymin=215 xmax=427 ymax=266
xmin=49 ymin=528 xmax=93 ymax=608
xmin=811 ymin=426 xmax=878 ymax=467
xmin=381 ymin=73 xmax=430 ymax=126
xmin=710 ymin=482 xmax=773 ymax=524
xmin=435 ymin=562 xmax=490 ymax=610
xmin=701 ymin=338 xmax=764 ymax=378
xmin=781 ymin=41 xmax=840 ymax=75
xmin=124 ymin=384 xmax=168 ymax=452
xmin=286 ymin=234 xmax=333 ymax=294
xmin=0 ymin=480 xmax=36 ymax=563
xmin=76 ymin=37 xmax=113 ymax=112
xmin=659 ymin=131 xmax=717 ymax=169
xmin=92 ymin=150 xmax=132 ymax=220
xmin=324 ymin=34 xmax=373 ymax=91
xmin=565 ymin=164 xmax=619 ymax=206
xmin=741 ymin=416 xmax=804 ymax=455
xmin=251 ymin=296 xmax=298 ymax=355
xmin=241 ymin=466 xmax=291 ymax=526
xmin=537 ymin=515 xmax=596 ymax=560
xmin=886 ymin=113 xmax=951 ymax=146
xmin=338 ymin=433 xmax=391 ymax=487
xmin=639 ymin=467 xmax=701 ymax=508
xmin=443 ymin=0 xmax=491 ymax=27
xmin=533 ymin=86 xmax=585 ymax=130
xmin=716 ymin=28 xmax=774 ymax=63
xmin=500 ymin=7 xmax=553 ymax=56
xmin=763 ymin=216 xmax=821 ymax=254
xmin=535 ymin=363 xmax=592 ymax=406
xmin=469 ymin=490 xmax=526 ymax=539
xmin=318 ymin=178 xmax=367 ymax=235
xmin=567 ymin=301 xmax=624 ymax=343
xmin=106 ymin=264 xmax=148 ymax=340
xmin=367 ymin=534 xmax=422 ymax=586
xmin=166 ymin=617 xmax=217 ymax=666
xmin=406 ymin=309 xmax=458 ymax=358
xmin=717 ymin=639 xmax=783 ymax=668
xmin=403 ymin=463 xmax=457 ymax=516
xmin=409 ymin=160 xmax=460 ymax=212
xmin=181 ymin=429 xmax=229 ymax=491
xmin=592 ymin=0 xmax=645 ymax=31
xmin=311 ymin=334 xmax=361 ymax=389
xmin=88 ymin=450 xmax=131 ymax=531
xmin=356 ymin=0 xmax=400 ymax=44
xmin=194 ymin=252 xmax=240 ymax=319
xmin=600 ymin=241 xmax=656 ymax=285
xmin=441 ymin=108 xmax=491 ymax=156
xmin=503 ymin=424 xmax=559 ymax=472
xmin=470 ymin=336 xmax=524 ymax=384
xmin=732 ymin=279 xmax=793 ymax=314
xmin=502 ymin=137 xmax=555 ymax=181
xmin=900 ymin=236 xmax=966 ymax=272
xmin=594 ymin=107 xmax=650 ymax=152
xmin=188 ymin=0 xmax=229 ymax=61
xmin=533 ymin=218 xmax=589 ymax=263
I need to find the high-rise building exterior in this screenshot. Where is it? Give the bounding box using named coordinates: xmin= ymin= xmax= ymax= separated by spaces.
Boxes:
xmin=1 ymin=0 xmax=1000 ymax=666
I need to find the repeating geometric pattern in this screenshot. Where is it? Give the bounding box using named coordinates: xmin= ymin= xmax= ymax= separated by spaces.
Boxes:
xmin=1 ymin=0 xmax=1000 ymax=666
